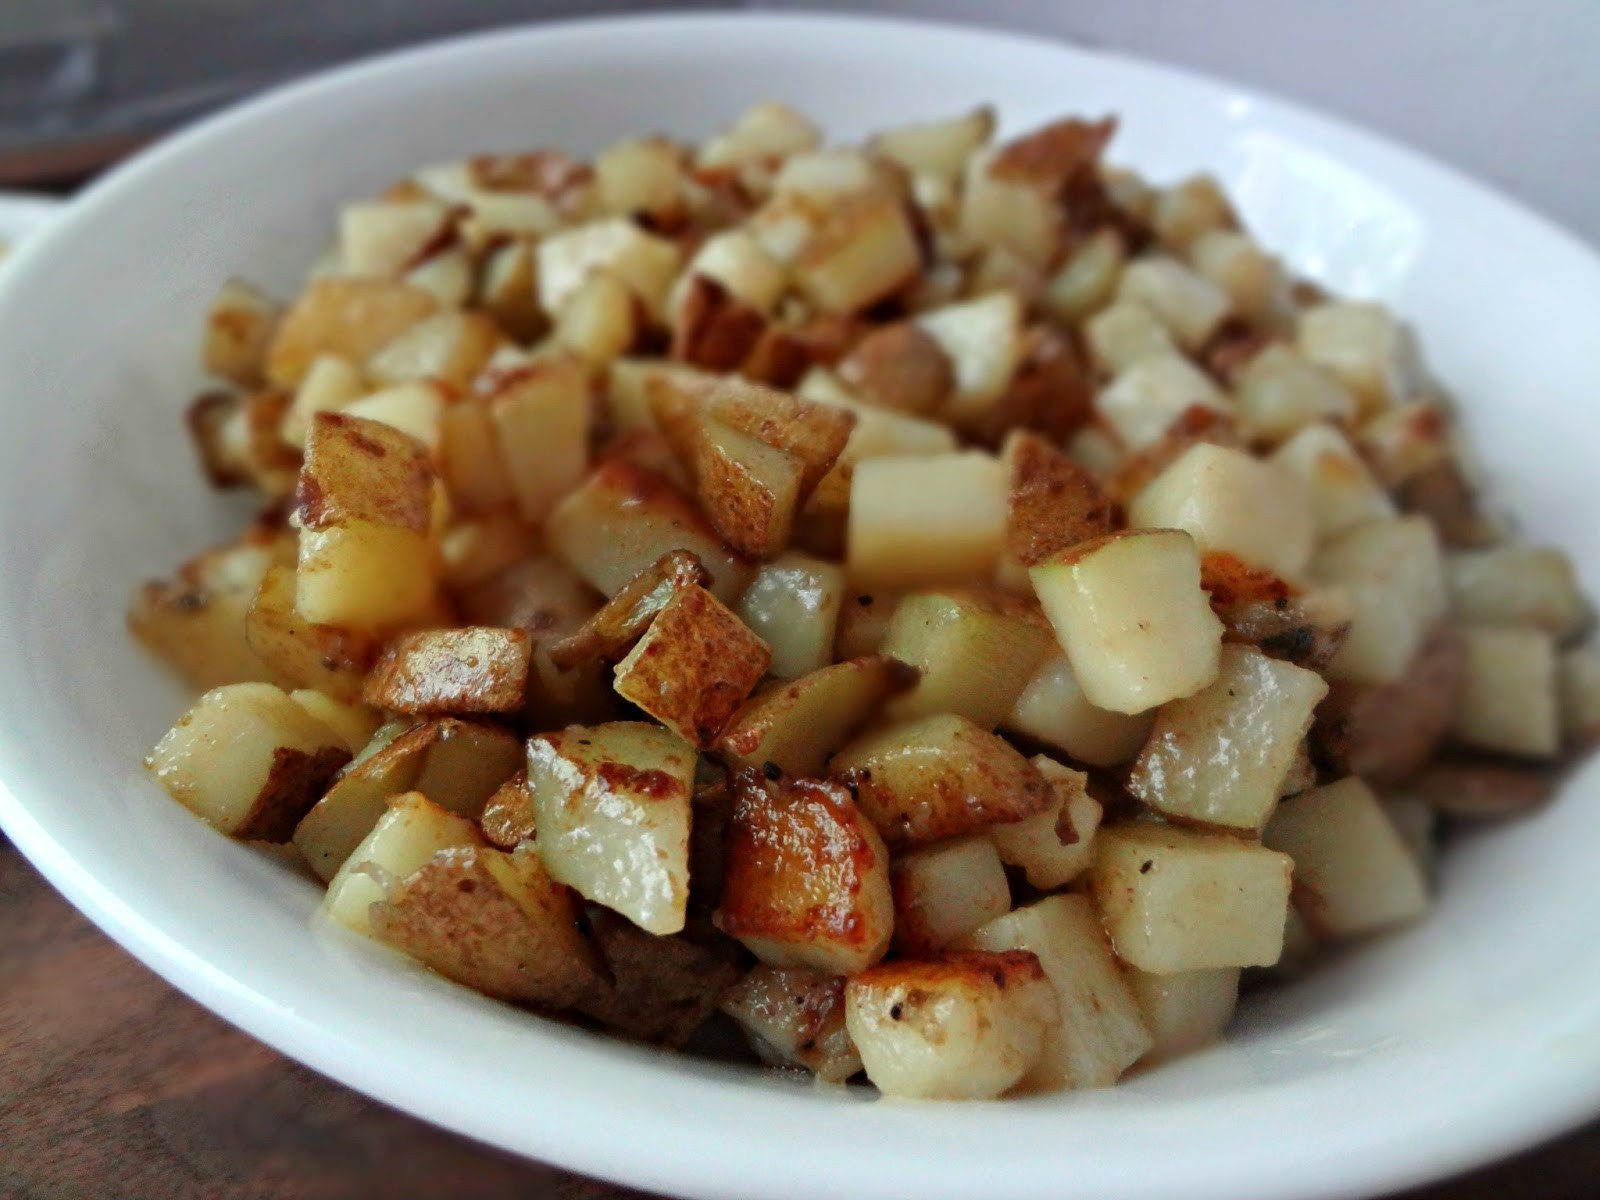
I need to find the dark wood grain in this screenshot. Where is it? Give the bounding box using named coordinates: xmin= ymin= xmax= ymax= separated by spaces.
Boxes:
xmin=1 ymin=834 xmax=1594 ymax=1200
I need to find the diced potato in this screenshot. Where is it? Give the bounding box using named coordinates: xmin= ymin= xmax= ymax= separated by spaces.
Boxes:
xmin=321 ymin=792 xmax=482 ymax=935
xmin=364 ymin=311 xmax=502 ymax=388
xmin=403 ymin=244 xmax=473 ymax=309
xmin=1031 ymin=530 xmax=1223 ymax=714
xmin=685 ymin=374 xmax=856 ymax=499
xmin=339 ymin=199 xmax=451 ymax=278
xmin=1446 ymin=545 xmax=1588 ymax=639
xmin=1039 ymin=233 xmax=1123 ymax=328
xmin=479 ymin=772 xmax=537 ymax=849
xmin=294 ymin=413 xmax=440 ymax=632
xmin=527 ymin=723 xmax=697 ymax=935
xmin=846 ymin=951 xmax=1057 ymax=1100
xmin=1188 ymin=229 xmax=1289 ymax=326
xmin=698 ymin=102 xmax=821 ymax=168
xmin=959 ymin=117 xmax=1113 ymax=266
xmin=1298 ymin=301 xmax=1424 ymax=415
xmin=439 ymin=511 xmax=537 ymax=591
xmin=294 ymin=717 xmax=522 ymax=881
xmin=186 ymin=388 xmax=301 ymax=495
xmin=1128 ymin=644 xmax=1329 ymax=831
xmin=1125 ymin=967 xmax=1241 ymax=1064
xmin=1271 ymin=423 xmax=1396 ymax=539
xmin=439 ymin=398 xmax=517 ymax=516
xmin=1152 ymin=175 xmax=1236 ymax=251
xmin=1234 ymin=345 xmax=1356 ymax=445
xmin=612 ymin=584 xmax=771 ymax=747
xmin=1115 ymin=257 xmax=1232 ymax=351
xmin=736 ymin=552 xmax=847 ymax=678
xmin=719 ymin=966 xmax=862 ymax=1082
xmin=287 ymin=690 xmax=382 ymax=754
xmin=1000 ymin=431 xmax=1117 ymax=584
xmin=719 ymin=655 xmax=916 ymax=778
xmin=988 ymin=757 xmax=1102 ymax=889
xmin=204 ymin=277 xmax=282 ymax=388
xmin=881 ymin=589 xmax=1053 ymax=728
xmin=680 ymin=229 xmax=788 ymax=314
xmin=363 ymin=626 xmax=531 ymax=714
xmin=1096 ymin=355 xmax=1228 ymax=451
xmin=891 ymin=837 xmax=1011 ymax=956
xmin=719 ymin=773 xmax=893 ymax=974
xmin=1450 ymin=625 xmax=1560 ymax=758
xmin=847 ymin=453 xmax=1007 ymax=590
xmin=342 ymin=380 xmax=447 ymax=452
xmin=830 ymin=712 xmax=1051 ymax=847
xmin=791 ymin=189 xmax=921 ymax=315
xmin=962 ymin=894 xmax=1152 ymax=1091
xmin=370 ymin=843 xmax=600 ymax=1008
xmin=546 ymin=460 xmax=753 ymax=605
xmin=544 ymin=549 xmax=711 ymax=670
xmin=1560 ymin=644 xmax=1600 ymax=741
xmin=595 ymin=136 xmax=687 ymax=223
xmin=244 ymin=563 xmax=377 ymax=701
xmin=1002 ymin=650 xmax=1154 ymax=767
xmin=1129 ymin=443 xmax=1314 ymax=578
xmin=146 ymin=682 xmax=350 ymax=842
xmin=536 ymin=218 xmax=681 ymax=321
xmin=282 ymin=354 xmax=365 ymax=449
xmin=129 ymin=534 xmax=288 ymax=691
xmin=486 ymin=358 xmax=592 ymax=524
xmin=1264 ymin=777 xmax=1430 ymax=939
xmin=266 ymin=276 xmax=437 ymax=388
xmin=869 ymin=106 xmax=995 ymax=179
xmin=1355 ymin=401 xmax=1450 ymax=490
xmin=478 ymin=239 xmax=544 ymax=343
xmin=1089 ymin=824 xmax=1293 ymax=973
xmin=912 ymin=292 xmax=1024 ymax=425
xmin=1084 ymin=301 xmax=1178 ymax=377
xmin=554 ymin=270 xmax=637 ymax=368
xmin=837 ymin=322 xmax=954 ymax=416
xmin=834 ymin=591 xmax=899 ymax=660
xmin=1311 ymin=516 xmax=1447 ymax=685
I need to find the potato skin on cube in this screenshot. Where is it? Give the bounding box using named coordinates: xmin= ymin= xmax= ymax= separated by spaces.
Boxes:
xmin=612 ymin=584 xmax=771 ymax=747
xmin=719 ymin=966 xmax=862 ymax=1082
xmin=717 ymin=772 xmax=893 ymax=975
xmin=363 ymin=626 xmax=532 ymax=715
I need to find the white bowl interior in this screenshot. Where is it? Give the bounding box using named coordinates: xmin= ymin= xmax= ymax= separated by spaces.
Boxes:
xmin=2 ymin=15 xmax=1600 ymax=1200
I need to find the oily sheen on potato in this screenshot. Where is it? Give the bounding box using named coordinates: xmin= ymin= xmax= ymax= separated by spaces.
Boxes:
xmin=135 ymin=100 xmax=1596 ymax=1102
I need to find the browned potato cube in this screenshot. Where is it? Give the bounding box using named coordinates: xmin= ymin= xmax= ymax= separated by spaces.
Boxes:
xmin=719 ymin=966 xmax=861 ymax=1082
xmin=1002 ymin=431 xmax=1117 ymax=581
xmin=486 ymin=358 xmax=592 ymax=524
xmin=792 ymin=189 xmax=921 ymax=315
xmin=837 ymin=322 xmax=954 ymax=415
xmin=718 ymin=772 xmax=893 ymax=974
xmin=187 ymin=389 xmax=302 ymax=496
xmin=890 ymin=836 xmax=1011 ymax=956
xmin=244 ymin=563 xmax=378 ymax=702
xmin=369 ymin=844 xmax=601 ymax=1009
xmin=612 ymin=584 xmax=772 ymax=747
xmin=439 ymin=397 xmax=517 ymax=516
xmin=830 ymin=713 xmax=1052 ymax=847
xmin=266 ymin=276 xmax=437 ymax=387
xmin=480 ymin=772 xmax=538 ymax=849
xmin=204 ymin=277 xmax=282 ymax=388
xmin=546 ymin=549 xmax=712 ymax=670
xmin=363 ymin=626 xmax=532 ymax=714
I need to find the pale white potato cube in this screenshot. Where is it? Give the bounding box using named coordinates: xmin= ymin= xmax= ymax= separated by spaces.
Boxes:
xmin=1030 ymin=530 xmax=1223 ymax=714
xmin=962 ymin=895 xmax=1153 ymax=1091
xmin=736 ymin=552 xmax=847 ymax=679
xmin=1264 ymin=777 xmax=1430 ymax=939
xmin=1127 ymin=644 xmax=1328 ymax=832
xmin=1129 ymin=442 xmax=1314 ymax=578
xmin=1152 ymin=175 xmax=1235 ymax=250
xmin=1090 ymin=824 xmax=1292 ymax=974
xmin=1115 ymin=256 xmax=1232 ymax=351
xmin=407 ymin=247 xmax=484 ymax=320
xmin=339 ymin=200 xmax=450 ymax=278
xmin=536 ymin=218 xmax=681 ymax=319
xmin=958 ymin=147 xmax=1061 ymax=266
xmin=1271 ymin=423 xmax=1396 ymax=539
xmin=1084 ymin=301 xmax=1178 ymax=378
xmin=1560 ymin=644 xmax=1600 ymax=740
xmin=912 ymin=292 xmax=1024 ymax=424
xmin=772 ymin=148 xmax=881 ymax=199
xmin=1125 ymin=967 xmax=1241 ymax=1064
xmin=1234 ymin=345 xmax=1356 ymax=445
xmin=321 ymin=792 xmax=482 ymax=935
xmin=594 ymin=137 xmax=685 ymax=221
xmin=1188 ymin=230 xmax=1289 ymax=326
xmin=845 ymin=952 xmax=1058 ymax=1100
xmin=847 ymin=453 xmax=1007 ymax=590
xmin=1096 ymin=354 xmax=1229 ymax=451
xmin=698 ymin=102 xmax=821 ymax=168
xmin=1447 ymin=545 xmax=1588 ymax=639
xmin=868 ymin=106 xmax=995 ymax=179
xmin=1040 ymin=229 xmax=1126 ymax=325
xmin=1312 ymin=516 xmax=1447 ymax=685
xmin=287 ymin=690 xmax=382 ymax=754
xmin=988 ymin=757 xmax=1103 ymax=890
xmin=282 ymin=354 xmax=365 ymax=449
xmin=554 ymin=271 xmax=636 ymax=368
xmin=1003 ymin=649 xmax=1155 ymax=767
xmin=891 ymin=836 xmax=1011 ymax=956
xmin=1298 ymin=301 xmax=1425 ymax=416
xmin=343 ymin=381 xmax=446 ymax=452
xmin=365 ymin=310 xmax=501 ymax=388
xmin=1451 ymin=625 xmax=1560 ymax=758
xmin=679 ymin=229 xmax=787 ymax=314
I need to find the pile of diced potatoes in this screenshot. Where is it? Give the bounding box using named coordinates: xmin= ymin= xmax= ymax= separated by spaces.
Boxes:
xmin=136 ymin=102 xmax=1599 ymax=1101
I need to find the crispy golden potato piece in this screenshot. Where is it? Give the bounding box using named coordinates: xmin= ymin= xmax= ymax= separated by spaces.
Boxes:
xmin=363 ymin=626 xmax=532 ymax=715
xmin=188 ymin=388 xmax=302 ymax=495
xmin=830 ymin=713 xmax=1052 ymax=847
xmin=672 ymin=274 xmax=768 ymax=373
xmin=573 ymin=907 xmax=742 ymax=1048
xmin=293 ymin=717 xmax=523 ymax=881
xmin=694 ymin=376 xmax=857 ymax=500
xmin=204 ymin=278 xmax=282 ymax=388
xmin=718 ymin=772 xmax=893 ymax=975
xmin=613 ymin=584 xmax=772 ymax=747
xmin=266 ymin=276 xmax=437 ymax=387
xmin=245 ymin=563 xmax=379 ymax=702
xmin=369 ymin=844 xmax=601 ymax=1010
xmin=717 ymin=654 xmax=918 ymax=778
xmin=480 ymin=771 xmax=537 ymax=849
xmin=1002 ymin=430 xmax=1118 ymax=571
xmin=547 ymin=550 xmax=711 ymax=670
xmin=837 ymin=322 xmax=953 ymax=415
xmin=719 ymin=965 xmax=861 ymax=1082
xmin=1313 ymin=630 xmax=1466 ymax=784
xmin=147 ymin=682 xmax=351 ymax=842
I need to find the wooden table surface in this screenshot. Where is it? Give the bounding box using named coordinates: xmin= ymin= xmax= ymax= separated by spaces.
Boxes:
xmin=3 ymin=835 xmax=1596 ymax=1200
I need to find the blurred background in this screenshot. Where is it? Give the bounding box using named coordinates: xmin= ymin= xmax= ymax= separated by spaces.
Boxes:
xmin=3 ymin=0 xmax=1597 ymax=243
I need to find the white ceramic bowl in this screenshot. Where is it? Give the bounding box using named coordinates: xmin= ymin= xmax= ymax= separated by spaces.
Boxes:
xmin=3 ymin=13 xmax=1599 ymax=1200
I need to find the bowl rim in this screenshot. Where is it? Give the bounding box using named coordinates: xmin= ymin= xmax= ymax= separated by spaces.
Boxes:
xmin=3 ymin=11 xmax=1599 ymax=1200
